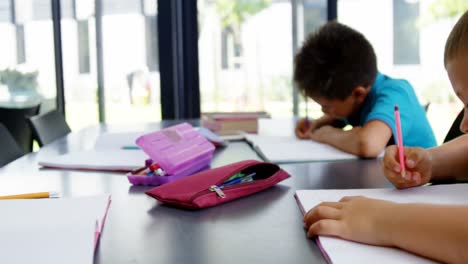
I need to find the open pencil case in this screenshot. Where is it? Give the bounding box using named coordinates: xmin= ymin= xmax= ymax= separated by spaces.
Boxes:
xmin=127 ymin=122 xmax=216 ymax=186
xmin=145 ymin=160 xmax=290 ymax=209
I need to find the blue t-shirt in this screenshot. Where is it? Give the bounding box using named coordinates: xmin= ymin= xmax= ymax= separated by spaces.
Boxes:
xmin=349 ymin=73 xmax=437 ymax=148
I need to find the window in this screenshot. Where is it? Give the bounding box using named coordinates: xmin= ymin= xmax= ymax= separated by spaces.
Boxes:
xmin=145 ymin=15 xmax=158 ymax=72
xmin=393 ymin=0 xmax=420 ymax=65
xmin=15 ymin=24 xmax=25 ymax=63
xmin=0 ymin=0 xmax=56 ymax=113
xmin=61 ymin=0 xmax=76 ymax=19
xmin=102 ymin=0 xmax=141 ymax=15
xmin=199 ymin=0 xmax=295 ymax=116
xmin=77 ymin=20 xmax=90 ymax=74
xmin=32 ymin=0 xmax=51 ymax=21
xmin=303 ymin=0 xmax=327 ymax=35
xmin=220 ymin=27 xmax=237 ymax=70
xmin=0 ymin=1 xmax=11 ymax=22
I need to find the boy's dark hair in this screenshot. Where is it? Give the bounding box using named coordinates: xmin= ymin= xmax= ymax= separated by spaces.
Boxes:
xmin=444 ymin=10 xmax=468 ymax=67
xmin=294 ymin=21 xmax=377 ymax=100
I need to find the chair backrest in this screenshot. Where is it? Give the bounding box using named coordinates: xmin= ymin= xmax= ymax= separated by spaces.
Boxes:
xmin=0 ymin=104 xmax=40 ymax=153
xmin=0 ymin=123 xmax=24 ymax=167
xmin=28 ymin=110 xmax=71 ymax=147
xmin=444 ymin=109 xmax=464 ymax=143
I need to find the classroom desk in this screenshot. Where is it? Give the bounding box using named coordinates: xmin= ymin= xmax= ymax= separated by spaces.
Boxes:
xmin=0 ymin=120 xmax=393 ymax=264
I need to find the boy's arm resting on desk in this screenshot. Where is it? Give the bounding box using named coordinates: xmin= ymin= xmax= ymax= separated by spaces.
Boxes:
xmin=309 ymin=120 xmax=391 ymax=158
xmin=304 ymin=196 xmax=468 ymax=264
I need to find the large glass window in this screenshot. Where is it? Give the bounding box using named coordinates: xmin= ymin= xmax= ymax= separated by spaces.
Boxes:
xmin=61 ymin=0 xmax=98 ymax=130
xmin=199 ymin=0 xmax=291 ymax=117
xmin=338 ymin=0 xmax=463 ymax=144
xmin=101 ymin=0 xmax=160 ymax=124
xmin=393 ymin=0 xmax=420 ymax=65
xmin=0 ymin=0 xmax=56 ymax=112
xmin=198 ymin=0 xmax=328 ymax=119
xmin=63 ymin=0 xmax=160 ymax=130
xmin=298 ymin=0 xmax=328 ymax=119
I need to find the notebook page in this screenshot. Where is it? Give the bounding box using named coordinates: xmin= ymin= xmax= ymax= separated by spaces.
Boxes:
xmin=295 ymin=184 xmax=468 ymax=264
xmin=246 ymin=135 xmax=358 ymax=163
xmin=0 ymin=195 xmax=110 ymax=264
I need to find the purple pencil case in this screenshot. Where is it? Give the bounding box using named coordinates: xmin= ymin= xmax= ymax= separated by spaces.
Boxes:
xmin=127 ymin=122 xmax=216 ymax=186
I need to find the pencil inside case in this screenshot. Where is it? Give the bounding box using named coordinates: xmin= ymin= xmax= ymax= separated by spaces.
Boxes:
xmin=127 ymin=159 xmax=210 ymax=186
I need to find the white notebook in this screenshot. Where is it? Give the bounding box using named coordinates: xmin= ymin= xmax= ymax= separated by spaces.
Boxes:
xmin=295 ymin=184 xmax=468 ymax=264
xmin=245 ymin=135 xmax=359 ymax=163
xmin=0 ymin=195 xmax=111 ymax=264
xmin=38 ymin=150 xmax=148 ymax=172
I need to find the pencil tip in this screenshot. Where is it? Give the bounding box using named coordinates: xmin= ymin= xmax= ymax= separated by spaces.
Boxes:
xmin=394 ymin=105 xmax=399 ymax=111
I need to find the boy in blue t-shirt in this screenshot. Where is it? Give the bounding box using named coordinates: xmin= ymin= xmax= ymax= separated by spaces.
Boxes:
xmin=294 ymin=21 xmax=436 ymax=158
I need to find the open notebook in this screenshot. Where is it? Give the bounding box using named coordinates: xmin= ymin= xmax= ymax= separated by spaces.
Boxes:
xmin=295 ymin=184 xmax=468 ymax=264
xmin=0 ymin=195 xmax=111 ymax=264
xmin=245 ymin=135 xmax=360 ymax=163
xmin=38 ymin=150 xmax=148 ymax=172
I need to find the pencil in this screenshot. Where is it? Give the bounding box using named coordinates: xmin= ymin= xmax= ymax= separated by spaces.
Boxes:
xmin=304 ymin=97 xmax=310 ymax=131
xmin=121 ymin=146 xmax=139 ymax=150
xmin=0 ymin=191 xmax=60 ymax=200
xmin=394 ymin=105 xmax=406 ymax=178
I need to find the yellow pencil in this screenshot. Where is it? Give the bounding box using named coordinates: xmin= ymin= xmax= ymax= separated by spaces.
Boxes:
xmin=0 ymin=191 xmax=60 ymax=200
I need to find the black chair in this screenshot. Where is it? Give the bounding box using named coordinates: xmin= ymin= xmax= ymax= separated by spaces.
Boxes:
xmin=423 ymin=102 xmax=430 ymax=113
xmin=0 ymin=104 xmax=40 ymax=153
xmin=0 ymin=123 xmax=24 ymax=167
xmin=443 ymin=109 xmax=464 ymax=143
xmin=28 ymin=110 xmax=71 ymax=147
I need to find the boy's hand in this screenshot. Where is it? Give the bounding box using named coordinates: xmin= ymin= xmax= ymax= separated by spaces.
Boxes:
xmin=382 ymin=145 xmax=433 ymax=189
xmin=303 ymin=196 xmax=395 ymax=246
xmin=295 ymin=118 xmax=316 ymax=139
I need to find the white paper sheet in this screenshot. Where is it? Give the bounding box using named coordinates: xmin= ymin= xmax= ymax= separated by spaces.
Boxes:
xmin=245 ymin=135 xmax=359 ymax=163
xmin=0 ymin=195 xmax=111 ymax=264
xmin=295 ymin=184 xmax=468 ymax=264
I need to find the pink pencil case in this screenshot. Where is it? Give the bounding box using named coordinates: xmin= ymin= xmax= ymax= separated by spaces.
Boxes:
xmin=127 ymin=122 xmax=216 ymax=186
xmin=146 ymin=160 xmax=290 ymax=209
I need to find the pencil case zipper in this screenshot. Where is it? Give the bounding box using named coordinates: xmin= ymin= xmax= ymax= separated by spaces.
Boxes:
xmin=189 ymin=166 xmax=280 ymax=202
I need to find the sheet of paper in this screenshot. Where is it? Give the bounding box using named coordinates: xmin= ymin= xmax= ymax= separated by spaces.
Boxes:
xmin=38 ymin=150 xmax=148 ymax=171
xmin=295 ymin=184 xmax=468 ymax=264
xmin=245 ymin=135 xmax=359 ymax=163
xmin=0 ymin=195 xmax=110 ymax=264
xmin=94 ymin=131 xmax=142 ymax=150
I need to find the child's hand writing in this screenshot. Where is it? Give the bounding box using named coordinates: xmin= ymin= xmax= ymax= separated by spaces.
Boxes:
xmin=295 ymin=118 xmax=316 ymax=139
xmin=303 ymin=196 xmax=395 ymax=246
xmin=383 ymin=145 xmax=433 ymax=189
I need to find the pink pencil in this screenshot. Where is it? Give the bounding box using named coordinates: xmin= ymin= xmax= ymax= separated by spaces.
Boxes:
xmin=394 ymin=105 xmax=406 ymax=178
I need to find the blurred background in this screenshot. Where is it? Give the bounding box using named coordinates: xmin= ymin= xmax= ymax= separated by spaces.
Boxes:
xmin=0 ymin=0 xmax=464 ymax=144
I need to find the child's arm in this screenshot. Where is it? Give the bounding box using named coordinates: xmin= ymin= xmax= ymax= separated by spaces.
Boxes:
xmin=428 ymin=134 xmax=468 ymax=180
xmin=309 ymin=120 xmax=391 ymax=158
xmin=295 ymin=115 xmax=337 ymax=139
xmin=304 ymin=196 xmax=468 ymax=263
xmin=383 ymin=134 xmax=468 ymax=188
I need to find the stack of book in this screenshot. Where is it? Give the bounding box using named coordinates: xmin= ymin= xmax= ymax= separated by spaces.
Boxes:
xmin=201 ymin=111 xmax=270 ymax=134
